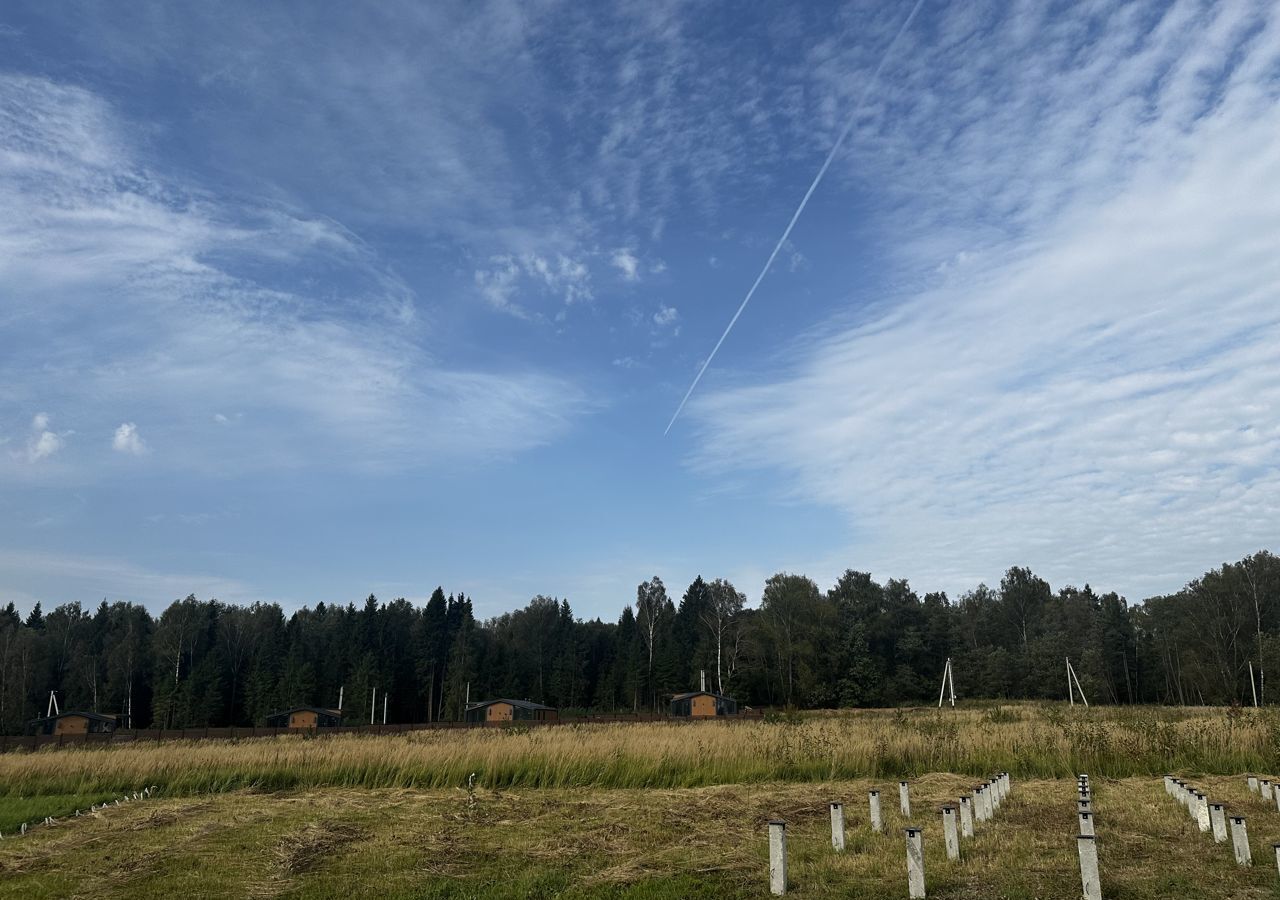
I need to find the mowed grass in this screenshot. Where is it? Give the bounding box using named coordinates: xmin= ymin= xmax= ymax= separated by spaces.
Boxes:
xmin=4 ymin=776 xmax=1280 ymax=898
xmin=1 ymin=704 xmax=1278 ymax=799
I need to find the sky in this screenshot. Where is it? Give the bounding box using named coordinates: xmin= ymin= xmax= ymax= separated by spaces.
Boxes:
xmin=2 ymin=1 xmax=1278 ymax=620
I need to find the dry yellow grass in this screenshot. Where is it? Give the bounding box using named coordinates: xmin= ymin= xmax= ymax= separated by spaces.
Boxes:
xmin=0 ymin=703 xmax=1276 ymax=798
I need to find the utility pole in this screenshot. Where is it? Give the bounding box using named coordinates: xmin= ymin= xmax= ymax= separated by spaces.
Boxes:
xmin=370 ymin=686 xmax=376 ymax=725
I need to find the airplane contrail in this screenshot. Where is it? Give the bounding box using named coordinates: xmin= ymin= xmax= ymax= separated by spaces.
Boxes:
xmin=664 ymin=0 xmax=927 ymax=436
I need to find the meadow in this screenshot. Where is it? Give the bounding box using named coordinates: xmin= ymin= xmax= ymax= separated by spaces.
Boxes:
xmin=2 ymin=704 xmax=1280 ymax=897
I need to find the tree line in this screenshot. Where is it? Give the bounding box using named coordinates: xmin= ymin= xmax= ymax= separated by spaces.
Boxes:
xmin=1 ymin=550 xmax=1277 ymax=733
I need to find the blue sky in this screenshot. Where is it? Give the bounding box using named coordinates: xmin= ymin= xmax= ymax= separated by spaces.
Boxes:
xmin=2 ymin=1 xmax=1278 ymax=619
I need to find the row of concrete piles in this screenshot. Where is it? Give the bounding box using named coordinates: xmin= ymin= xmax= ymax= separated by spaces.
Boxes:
xmin=0 ymin=785 xmax=157 ymax=841
xmin=768 ymin=773 xmax=1012 ymax=897
xmin=1164 ymin=775 xmax=1274 ymax=871
xmin=1076 ymin=774 xmax=1101 ymax=900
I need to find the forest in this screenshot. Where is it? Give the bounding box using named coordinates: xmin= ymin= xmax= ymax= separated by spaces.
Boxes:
xmin=0 ymin=550 xmax=1276 ymax=733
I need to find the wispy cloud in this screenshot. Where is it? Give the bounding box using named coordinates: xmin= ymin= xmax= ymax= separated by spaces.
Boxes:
xmin=0 ymin=548 xmax=265 ymax=609
xmin=653 ymin=304 xmax=680 ymax=329
xmin=610 ymin=248 xmax=641 ymax=281
xmin=690 ymin=1 xmax=1280 ymax=600
xmin=0 ymin=74 xmax=589 ymax=479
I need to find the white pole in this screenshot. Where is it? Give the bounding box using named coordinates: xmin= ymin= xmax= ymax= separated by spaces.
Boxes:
xmin=382 ymin=693 xmax=388 ymax=725
xmin=1249 ymin=660 xmax=1259 ymax=708
xmin=948 ymin=659 xmax=956 ymax=707
xmin=942 ymin=806 xmax=960 ymax=861
xmin=1210 ymin=803 xmax=1228 ymax=843
xmin=830 ymin=802 xmax=845 ymax=852
xmin=906 ymin=827 xmax=926 ymax=899
xmin=1273 ymin=843 xmax=1280 ymax=877
xmin=1195 ymin=792 xmax=1211 ymax=833
xmin=370 ymin=686 xmax=376 ymax=725
xmin=869 ymin=790 xmax=883 ymax=833
xmin=1262 ymin=780 xmax=1273 ymax=803
xmin=1077 ymin=835 xmax=1101 ymax=900
xmin=1067 ymin=658 xmax=1075 ymax=707
xmin=1230 ymin=816 xmax=1252 ymax=866
xmin=1070 ymin=661 xmax=1090 ymax=708
xmin=959 ymin=795 xmax=974 ymax=838
xmin=899 ymin=781 xmax=911 ymax=817
xmin=338 ymin=685 xmax=344 ymax=712
xmin=1079 ymin=810 xmax=1094 ymax=837
xmin=768 ymin=820 xmax=787 ymax=895
xmin=1248 ymin=775 xmax=1259 ymax=794
xmin=938 ymin=660 xmax=948 ymax=709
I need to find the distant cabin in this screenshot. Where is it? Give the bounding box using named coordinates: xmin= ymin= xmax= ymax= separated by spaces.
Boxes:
xmin=265 ymin=707 xmax=343 ymax=729
xmin=670 ymin=691 xmax=737 ymax=718
xmin=464 ymin=699 xmax=558 ymax=724
xmin=31 ymin=711 xmax=121 ymax=736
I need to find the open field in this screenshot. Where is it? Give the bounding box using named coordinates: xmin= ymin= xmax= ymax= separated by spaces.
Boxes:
xmin=6 ymin=776 xmax=1280 ymax=897
xmin=2 ymin=705 xmax=1279 ymax=797
xmin=3 ymin=705 xmax=1280 ymax=897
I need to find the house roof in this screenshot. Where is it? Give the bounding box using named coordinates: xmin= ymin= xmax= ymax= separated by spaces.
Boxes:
xmin=30 ymin=710 xmax=119 ymax=725
xmin=465 ymin=698 xmax=556 ymax=711
xmin=266 ymin=706 xmax=342 ymax=718
xmin=670 ymin=691 xmax=734 ymax=702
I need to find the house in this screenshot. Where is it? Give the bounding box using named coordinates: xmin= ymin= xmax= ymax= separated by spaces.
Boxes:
xmin=670 ymin=690 xmax=737 ymax=718
xmin=463 ymin=699 xmax=558 ymax=724
xmin=30 ymin=711 xmax=121 ymax=736
xmin=265 ymin=707 xmax=343 ymax=729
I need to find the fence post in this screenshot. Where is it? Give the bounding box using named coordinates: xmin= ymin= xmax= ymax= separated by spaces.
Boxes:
xmin=1273 ymin=844 xmax=1280 ymax=877
xmin=1210 ymin=803 xmax=1228 ymax=843
xmin=1263 ymin=780 xmax=1273 ymax=803
xmin=1078 ymin=810 xmax=1095 ymax=837
xmin=768 ymin=820 xmax=787 ymax=895
xmin=1195 ymin=792 xmax=1211 ymax=833
xmin=830 ymin=802 xmax=845 ymax=852
xmin=899 ymin=781 xmax=911 ymax=818
xmin=959 ymin=795 xmax=974 ymax=838
xmin=942 ymin=805 xmax=960 ymax=861
xmin=1077 ymin=834 xmax=1102 ymax=900
xmin=1248 ymin=775 xmax=1259 ymax=794
xmin=1230 ymin=816 xmax=1252 ymax=866
xmin=906 ymin=827 xmax=926 ymax=899
xmin=869 ymin=790 xmax=883 ymax=833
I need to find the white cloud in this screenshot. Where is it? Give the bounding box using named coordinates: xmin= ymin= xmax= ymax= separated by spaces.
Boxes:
xmin=28 ymin=430 xmax=63 ymax=462
xmin=690 ymin=1 xmax=1280 ymax=601
xmin=610 ymin=248 xmax=640 ymax=281
xmin=17 ymin=412 xmax=66 ymax=463
xmin=112 ymin=422 xmax=148 ymax=455
xmin=0 ymin=75 xmax=589 ymax=480
xmin=653 ymin=304 xmax=680 ymax=328
xmin=473 ymin=252 xmax=593 ymax=316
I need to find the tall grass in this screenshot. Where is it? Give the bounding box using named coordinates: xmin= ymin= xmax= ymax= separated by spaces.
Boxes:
xmin=2 ymin=704 xmax=1276 ymax=797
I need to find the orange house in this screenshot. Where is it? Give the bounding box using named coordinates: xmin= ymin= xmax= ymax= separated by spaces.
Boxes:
xmin=265 ymin=707 xmax=343 ymax=728
xmin=31 ymin=711 xmax=120 ymax=736
xmin=670 ymin=691 xmax=737 ymax=718
xmin=463 ymin=699 xmax=557 ymax=724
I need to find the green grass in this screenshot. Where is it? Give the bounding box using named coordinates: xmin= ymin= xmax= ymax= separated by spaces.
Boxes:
xmin=0 ymin=793 xmax=119 ymax=835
